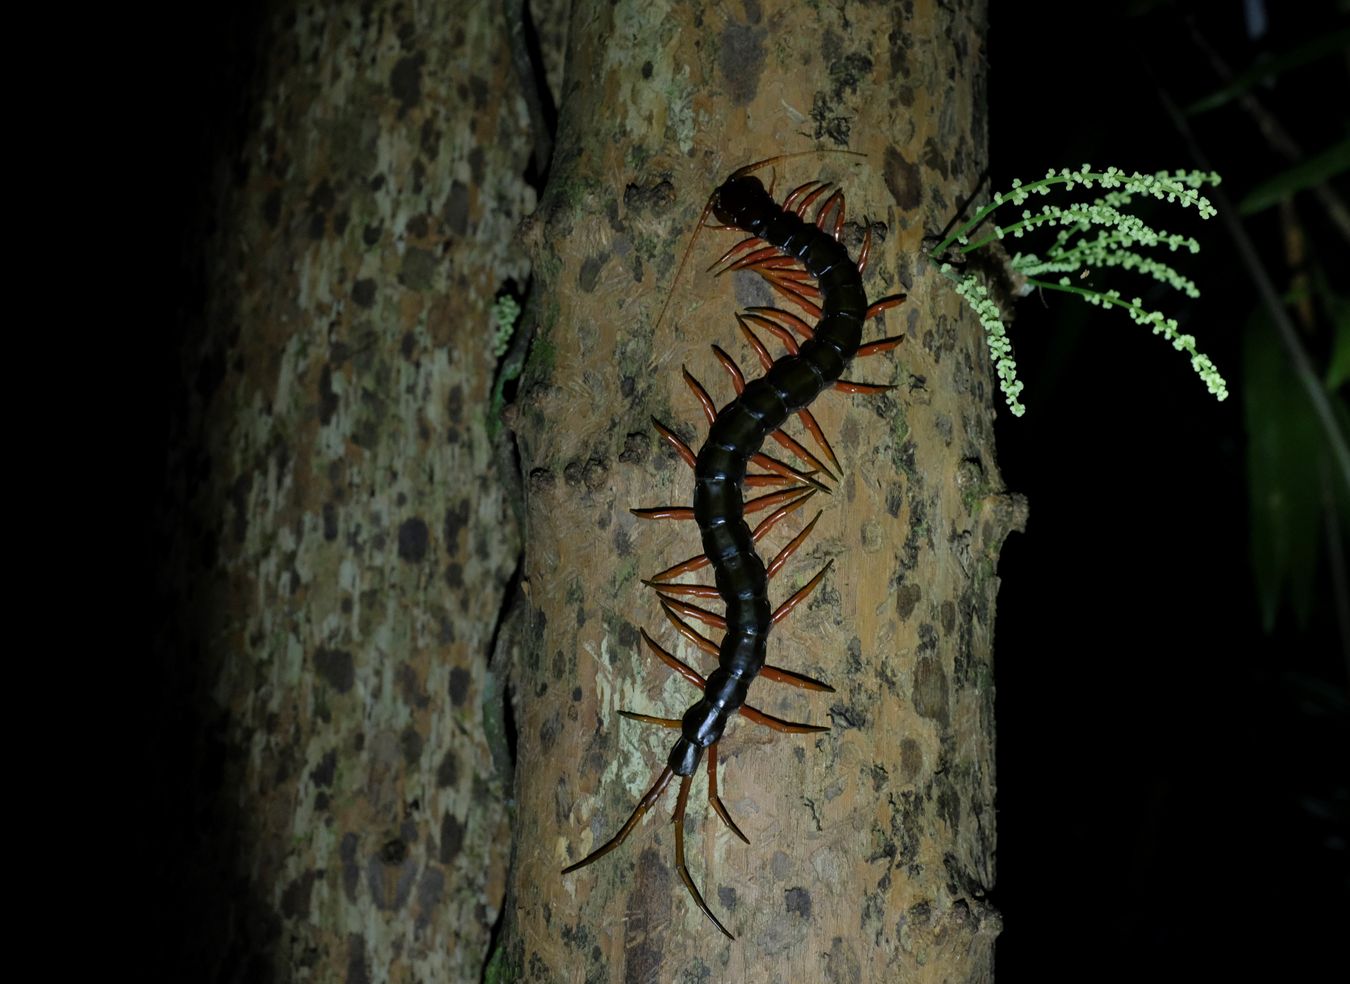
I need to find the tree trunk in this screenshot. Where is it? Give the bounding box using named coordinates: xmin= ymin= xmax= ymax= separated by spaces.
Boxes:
xmin=504 ymin=0 xmax=1020 ymax=980
xmin=158 ymin=2 xmax=532 ymax=979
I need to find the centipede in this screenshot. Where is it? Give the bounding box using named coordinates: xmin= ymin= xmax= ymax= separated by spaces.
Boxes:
xmin=562 ymin=152 xmax=906 ymax=939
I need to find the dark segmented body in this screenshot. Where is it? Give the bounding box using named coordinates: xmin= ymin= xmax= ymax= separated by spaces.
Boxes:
xmin=666 ymin=175 xmax=867 ymax=777
xmin=561 ymin=160 xmax=901 ymax=940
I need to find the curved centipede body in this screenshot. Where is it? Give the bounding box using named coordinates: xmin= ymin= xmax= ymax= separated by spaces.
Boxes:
xmin=563 ymin=155 xmax=906 ymax=939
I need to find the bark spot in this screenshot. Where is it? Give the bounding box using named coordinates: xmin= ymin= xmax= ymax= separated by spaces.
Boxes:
xmin=398 ymin=247 xmax=437 ymax=291
xmin=280 ymin=869 xmax=317 ymax=918
xmin=623 ymin=180 xmax=673 ymax=213
xmin=416 ymin=867 xmax=444 ymax=925
xmin=319 ymin=365 xmax=339 ymax=424
xmin=396 ymin=661 xmax=428 ymax=708
xmin=311 ymin=750 xmax=337 ymax=788
xmin=436 ymin=749 xmax=459 ymax=788
xmin=444 ymin=499 xmax=469 ymax=546
xmin=314 ymin=648 xmax=355 ymax=693
xmin=399 ymin=726 xmax=422 ymax=765
xmin=439 ymin=812 xmax=465 ymax=864
xmin=719 ymin=16 xmax=766 ymax=106
xmin=583 ymin=457 xmax=608 ymax=492
xmin=619 ymin=432 xmax=648 ymax=464
xmin=380 ymin=837 xmax=408 ymax=865
xmin=262 ymin=188 xmax=281 ymax=228
xmin=785 ymin=886 xmax=812 ymax=919
xmin=579 ymin=254 xmax=606 ymax=292
xmin=884 ymin=146 xmax=922 ymax=212
xmin=352 ymin=278 xmax=376 ymax=308
xmin=346 ymin=934 xmax=370 ymax=984
xmin=885 ymin=480 xmax=905 ymax=518
xmin=625 ymin=848 xmax=671 ymax=978
xmin=448 ymin=667 xmax=470 ymax=706
xmin=389 ymin=54 xmax=424 ymax=115
xmin=229 ymin=472 xmax=252 ymax=543
xmin=824 ymin=936 xmax=861 ymax=984
xmin=397 ymin=517 xmax=430 ymax=563
xmin=922 ymin=136 xmax=950 ymax=180
xmin=340 ymin=833 xmax=361 ymax=901
xmin=895 ymin=582 xmax=921 ymax=619
xmin=937 ymin=777 xmax=961 ymax=832
xmin=899 ymin=737 xmax=922 ymax=782
xmin=445 ymin=180 xmax=470 ymax=235
xmin=912 ymin=656 xmax=949 ymax=727
xmin=941 ymin=599 xmax=956 ymax=635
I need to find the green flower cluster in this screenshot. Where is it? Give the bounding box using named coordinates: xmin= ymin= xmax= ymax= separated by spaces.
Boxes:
xmin=932 ymin=166 xmax=1226 ymax=415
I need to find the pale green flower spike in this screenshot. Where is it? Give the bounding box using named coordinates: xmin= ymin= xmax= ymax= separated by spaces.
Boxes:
xmin=931 ymin=167 xmax=1226 ymax=415
xmin=492 ymin=295 xmax=521 ymax=359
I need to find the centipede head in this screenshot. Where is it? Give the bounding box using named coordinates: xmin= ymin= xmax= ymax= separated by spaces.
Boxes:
xmin=651 ymin=150 xmax=868 ymax=339
xmin=710 ymin=174 xmax=768 ymax=226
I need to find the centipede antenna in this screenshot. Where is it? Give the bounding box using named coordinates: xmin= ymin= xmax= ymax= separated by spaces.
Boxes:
xmin=932 ymin=164 xmax=992 ymax=246
xmin=729 ymin=149 xmax=866 ymax=181
xmin=619 ymin=710 xmax=682 ymax=728
xmin=673 ymin=774 xmax=735 ymax=940
xmin=651 ymin=194 xmax=718 ymax=339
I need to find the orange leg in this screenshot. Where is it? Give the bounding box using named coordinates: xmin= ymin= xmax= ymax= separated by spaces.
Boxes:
xmin=638 ymin=630 xmax=832 ymax=726
xmin=656 ymin=602 xmax=834 ymax=692
xmin=562 ymin=766 xmax=675 ymax=875
xmin=644 ymin=488 xmax=816 ymax=583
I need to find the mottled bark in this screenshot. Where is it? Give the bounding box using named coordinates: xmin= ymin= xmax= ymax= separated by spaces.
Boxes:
xmin=159 ymin=2 xmax=531 ymax=980
xmin=503 ymin=0 xmax=1019 ymax=981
